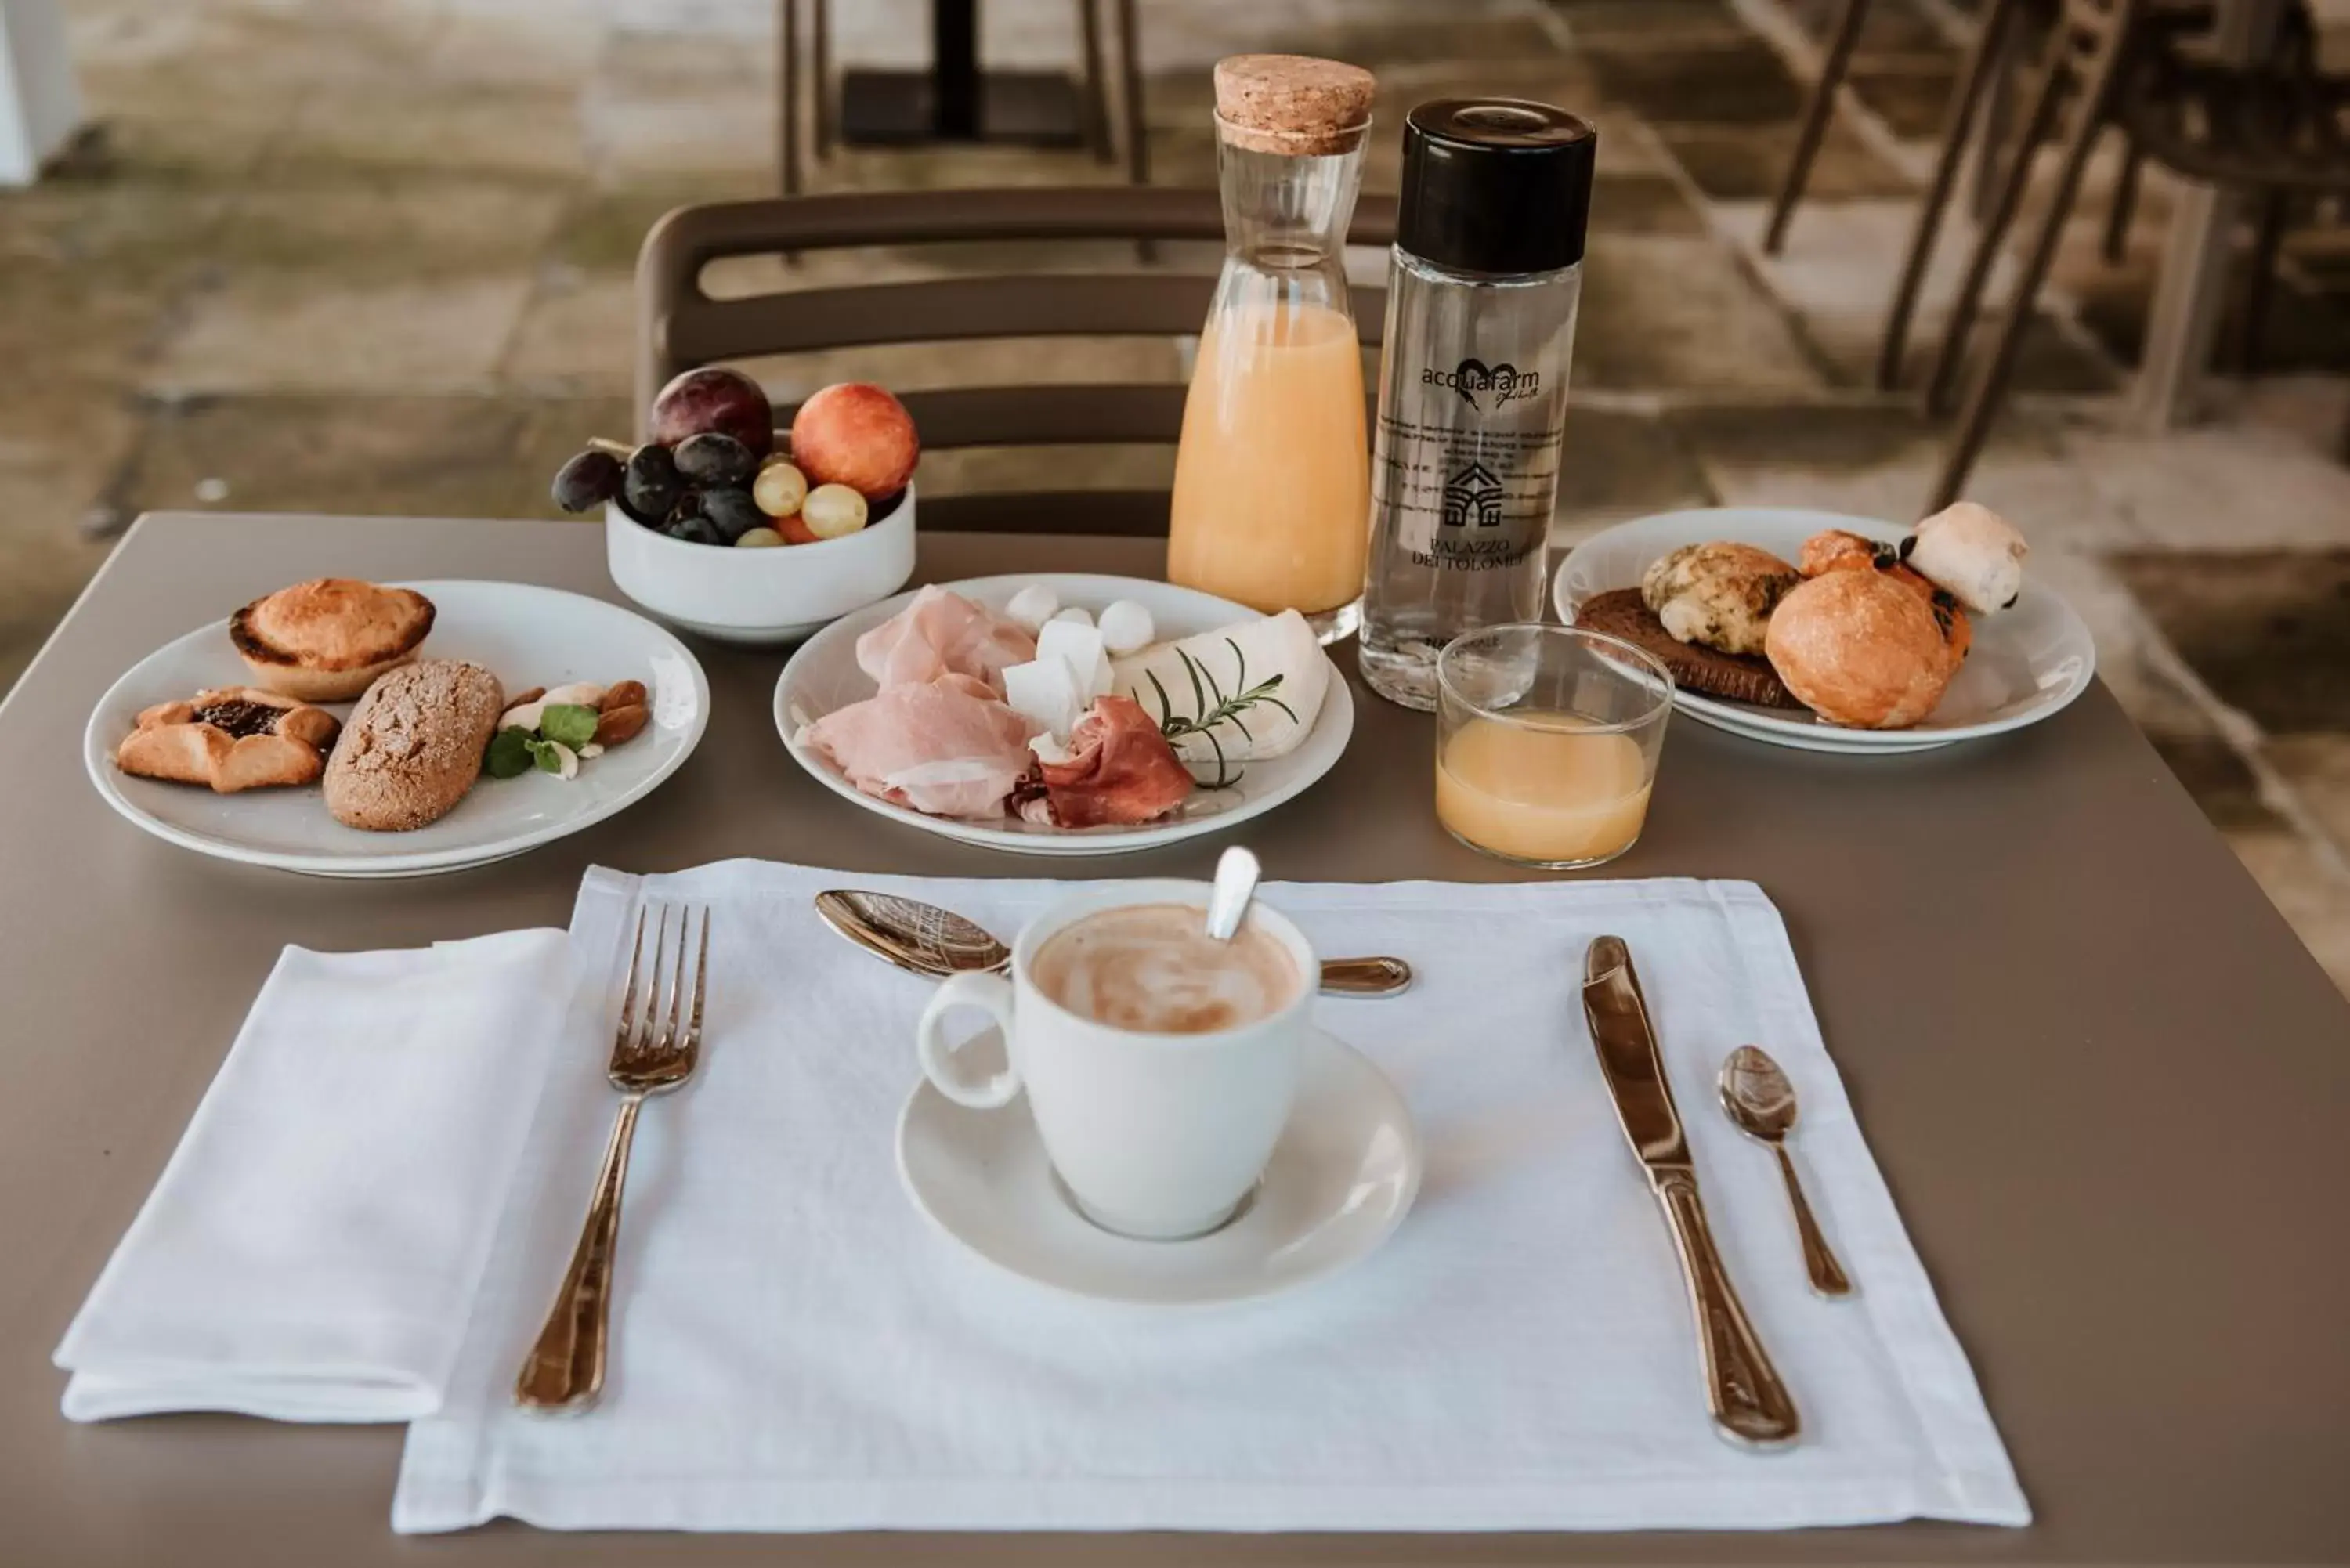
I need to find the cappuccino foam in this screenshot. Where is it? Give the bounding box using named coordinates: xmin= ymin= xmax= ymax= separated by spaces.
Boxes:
xmin=1032 ymin=902 xmax=1300 ymax=1035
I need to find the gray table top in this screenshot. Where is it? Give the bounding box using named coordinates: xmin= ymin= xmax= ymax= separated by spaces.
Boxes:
xmin=4 ymin=511 xmax=2347 ymax=1566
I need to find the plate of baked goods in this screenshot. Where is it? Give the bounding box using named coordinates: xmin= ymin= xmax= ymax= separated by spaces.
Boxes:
xmin=1553 ymin=503 xmax=2094 ymax=754
xmin=84 ymin=578 xmax=709 ymax=876
xmin=776 ymin=574 xmax=1354 ymax=856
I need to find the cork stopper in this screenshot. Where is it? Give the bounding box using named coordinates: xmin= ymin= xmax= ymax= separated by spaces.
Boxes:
xmin=1213 ymin=54 xmax=1375 ymax=157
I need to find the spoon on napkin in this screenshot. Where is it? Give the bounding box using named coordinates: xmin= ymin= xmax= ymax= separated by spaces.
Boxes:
xmin=815 ymin=889 xmax=1414 ymax=997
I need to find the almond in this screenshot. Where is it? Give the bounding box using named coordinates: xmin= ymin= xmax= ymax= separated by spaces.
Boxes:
xmin=600 ymin=680 xmax=647 ymax=712
xmin=593 ymin=703 xmax=649 ymax=746
xmin=505 ymin=685 xmax=546 ymax=709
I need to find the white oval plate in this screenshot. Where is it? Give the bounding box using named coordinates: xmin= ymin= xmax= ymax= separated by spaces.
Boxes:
xmin=1554 ymin=506 xmax=2095 ymax=753
xmin=897 ymin=1028 xmax=1421 ymax=1306
xmin=776 ymin=573 xmax=1354 ymax=856
xmin=84 ymin=580 xmax=710 ymax=877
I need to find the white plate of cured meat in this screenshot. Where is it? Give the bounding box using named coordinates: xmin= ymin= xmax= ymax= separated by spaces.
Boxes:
xmin=774 ymin=574 xmax=1354 ymax=857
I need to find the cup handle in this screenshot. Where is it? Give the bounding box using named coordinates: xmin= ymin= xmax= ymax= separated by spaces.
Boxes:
xmin=915 ymin=972 xmax=1022 ymax=1108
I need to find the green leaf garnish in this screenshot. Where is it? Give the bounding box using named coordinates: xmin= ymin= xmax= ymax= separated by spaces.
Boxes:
xmin=540 ymin=703 xmax=598 ymax=750
xmin=484 ymin=728 xmax=535 ymax=779
xmin=1148 ymin=638 xmax=1290 ymax=792
xmin=526 ymin=736 xmax=566 ymax=774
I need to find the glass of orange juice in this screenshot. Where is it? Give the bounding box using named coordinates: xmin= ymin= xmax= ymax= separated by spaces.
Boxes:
xmin=1434 ymin=624 xmax=1673 ymax=869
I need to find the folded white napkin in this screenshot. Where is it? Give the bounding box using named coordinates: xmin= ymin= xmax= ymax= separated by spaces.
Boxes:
xmin=395 ymin=860 xmax=2027 ymax=1534
xmin=55 ymin=930 xmax=576 ymax=1423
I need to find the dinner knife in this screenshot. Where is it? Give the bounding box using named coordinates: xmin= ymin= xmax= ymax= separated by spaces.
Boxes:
xmin=1583 ymin=935 xmax=1800 ymax=1448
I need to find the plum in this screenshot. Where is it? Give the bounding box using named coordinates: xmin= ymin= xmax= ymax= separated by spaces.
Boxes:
xmin=789 ymin=382 xmax=918 ymax=499
xmin=650 ymin=368 xmax=774 ymax=457
xmin=624 ymin=443 xmax=684 ymax=521
xmin=674 ymin=432 xmax=754 ymax=486
xmin=702 ymin=486 xmax=765 ymax=542
xmin=551 ymin=450 xmax=622 ymax=513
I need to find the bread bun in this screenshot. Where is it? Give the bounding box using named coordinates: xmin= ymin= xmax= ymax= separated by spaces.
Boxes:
xmin=1798 ymin=528 xmax=1973 ymax=666
xmin=1904 ymin=501 xmax=2028 ymax=614
xmin=1764 ymin=570 xmax=1953 ymax=728
xmin=1638 ymin=542 xmax=1799 ymax=658
xmin=324 ymin=660 xmax=504 ymax=831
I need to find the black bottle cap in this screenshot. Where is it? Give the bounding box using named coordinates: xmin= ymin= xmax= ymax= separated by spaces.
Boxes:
xmin=1397 ymin=99 xmax=1597 ymax=275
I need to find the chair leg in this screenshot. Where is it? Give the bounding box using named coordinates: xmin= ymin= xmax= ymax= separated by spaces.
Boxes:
xmin=1923 ymin=34 xmax=2074 ymax=418
xmin=779 ymin=0 xmax=801 ymax=197
xmin=813 ymin=0 xmax=833 ymax=161
xmin=1764 ymin=0 xmax=1872 ymax=255
xmin=1079 ymin=0 xmax=1115 ymax=164
xmin=1878 ymin=0 xmax=2022 ymax=389
xmin=2101 ymin=136 xmax=2142 ymax=264
xmin=1115 ymin=0 xmax=1148 ymax=189
xmin=1929 ymin=68 xmax=2114 ymax=511
xmin=2237 ymin=190 xmax=2288 ymax=375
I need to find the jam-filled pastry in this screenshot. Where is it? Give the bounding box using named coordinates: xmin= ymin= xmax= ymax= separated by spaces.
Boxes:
xmin=116 ymin=688 xmax=342 ymax=793
xmin=230 ymin=578 xmax=435 ymax=702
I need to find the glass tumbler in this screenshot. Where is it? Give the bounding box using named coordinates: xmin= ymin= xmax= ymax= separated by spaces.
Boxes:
xmin=1434 ymin=623 xmax=1673 ymax=869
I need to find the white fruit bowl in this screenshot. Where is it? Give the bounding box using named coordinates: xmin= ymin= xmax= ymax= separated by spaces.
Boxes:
xmin=605 ymin=486 xmax=917 ymax=646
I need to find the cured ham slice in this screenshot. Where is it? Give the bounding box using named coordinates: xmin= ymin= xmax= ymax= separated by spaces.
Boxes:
xmin=855 ymin=586 xmax=1037 ymax=695
xmin=797 ymin=673 xmax=1039 ymax=818
xmin=1019 ymin=695 xmax=1193 ymax=829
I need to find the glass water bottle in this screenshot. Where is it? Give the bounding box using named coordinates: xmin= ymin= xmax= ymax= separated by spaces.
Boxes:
xmin=1167 ymin=55 xmax=1376 ymax=645
xmin=1360 ymin=100 xmax=1597 ymax=708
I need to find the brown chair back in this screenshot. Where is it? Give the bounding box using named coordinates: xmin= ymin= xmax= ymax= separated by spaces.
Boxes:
xmin=634 ymin=187 xmax=1399 ymax=535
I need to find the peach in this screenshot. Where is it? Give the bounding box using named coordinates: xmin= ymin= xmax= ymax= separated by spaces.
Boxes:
xmin=776 ymin=511 xmax=821 ymax=546
xmin=789 ymin=383 xmax=919 ymax=500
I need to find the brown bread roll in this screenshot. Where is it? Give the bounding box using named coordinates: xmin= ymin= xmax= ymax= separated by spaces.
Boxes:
xmin=1764 ymin=570 xmax=1952 ymax=729
xmin=324 ymin=659 xmax=504 ymax=831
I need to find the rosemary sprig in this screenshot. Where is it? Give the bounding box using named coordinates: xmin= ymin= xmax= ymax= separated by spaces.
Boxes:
xmin=1144 ymin=638 xmax=1295 ymax=789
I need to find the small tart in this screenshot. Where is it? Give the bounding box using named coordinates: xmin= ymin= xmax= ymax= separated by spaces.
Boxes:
xmin=230 ymin=579 xmax=435 ymax=702
xmin=118 ymin=687 xmax=341 ymax=793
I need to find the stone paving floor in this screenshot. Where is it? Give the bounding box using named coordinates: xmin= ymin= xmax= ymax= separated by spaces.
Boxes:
xmin=9 ymin=0 xmax=2350 ymax=990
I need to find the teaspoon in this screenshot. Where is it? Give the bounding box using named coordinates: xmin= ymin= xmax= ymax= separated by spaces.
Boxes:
xmin=813 ymin=889 xmax=1414 ymax=998
xmin=1719 ymin=1046 xmax=1853 ymax=1298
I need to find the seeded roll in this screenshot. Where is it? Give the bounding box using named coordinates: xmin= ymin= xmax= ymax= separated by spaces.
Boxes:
xmin=324 ymin=659 xmax=504 ymax=831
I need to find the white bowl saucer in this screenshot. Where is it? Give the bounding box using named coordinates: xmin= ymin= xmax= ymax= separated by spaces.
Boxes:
xmin=896 ymin=1028 xmax=1421 ymax=1306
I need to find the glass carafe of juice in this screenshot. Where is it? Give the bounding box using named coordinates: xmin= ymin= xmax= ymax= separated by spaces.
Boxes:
xmin=1167 ymin=55 xmax=1375 ymax=645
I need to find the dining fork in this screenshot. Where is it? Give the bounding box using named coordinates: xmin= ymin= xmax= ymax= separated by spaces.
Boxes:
xmin=514 ymin=903 xmax=710 ymax=1411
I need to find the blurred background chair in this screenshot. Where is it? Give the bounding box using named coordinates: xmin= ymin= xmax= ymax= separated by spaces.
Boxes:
xmin=1766 ymin=0 xmax=2325 ymax=405
xmin=634 ymin=186 xmax=1397 ymax=536
xmin=1926 ymin=0 xmax=2350 ymax=504
xmin=779 ymin=0 xmax=1150 ymax=197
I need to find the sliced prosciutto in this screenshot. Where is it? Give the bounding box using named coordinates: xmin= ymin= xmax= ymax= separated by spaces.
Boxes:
xmin=1020 ymin=695 xmax=1193 ymax=829
xmin=855 ymin=586 xmax=1037 ymax=695
xmin=797 ymin=673 xmax=1039 ymax=818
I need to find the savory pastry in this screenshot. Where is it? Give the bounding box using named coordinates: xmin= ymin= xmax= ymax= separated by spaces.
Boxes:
xmin=230 ymin=579 xmax=436 ymax=702
xmin=1574 ymin=589 xmax=1805 ymax=710
xmin=1639 ymin=543 xmax=1801 ymax=658
xmin=116 ymin=688 xmax=340 ymax=793
xmin=1765 ymin=571 xmax=1954 ymax=728
xmin=323 ymin=660 xmax=504 ymax=831
xmin=1017 ymin=695 xmax=1195 ymax=829
xmin=1902 ymin=501 xmax=2029 ymax=614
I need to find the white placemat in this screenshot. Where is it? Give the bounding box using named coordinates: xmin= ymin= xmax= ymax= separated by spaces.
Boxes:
xmin=394 ymin=859 xmax=2027 ymax=1533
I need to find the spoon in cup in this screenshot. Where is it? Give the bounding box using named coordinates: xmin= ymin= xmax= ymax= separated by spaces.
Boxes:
xmin=814 ymin=889 xmax=1414 ymax=998
xmin=1203 ymin=845 xmax=1262 ymax=941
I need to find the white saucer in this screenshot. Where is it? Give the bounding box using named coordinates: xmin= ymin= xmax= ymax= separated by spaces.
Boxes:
xmin=896 ymin=1028 xmax=1421 ymax=1306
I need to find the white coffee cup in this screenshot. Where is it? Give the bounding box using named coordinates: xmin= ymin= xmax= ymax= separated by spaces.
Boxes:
xmin=913 ymin=880 xmax=1315 ymax=1241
